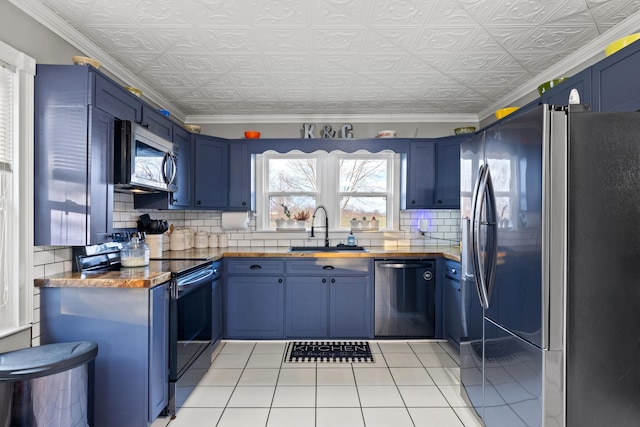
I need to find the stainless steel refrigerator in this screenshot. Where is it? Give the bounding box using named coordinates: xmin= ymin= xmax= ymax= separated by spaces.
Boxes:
xmin=460 ymin=104 xmax=640 ymax=427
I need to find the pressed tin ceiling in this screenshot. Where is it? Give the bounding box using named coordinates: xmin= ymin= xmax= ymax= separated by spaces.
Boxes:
xmin=13 ymin=0 xmax=640 ymax=122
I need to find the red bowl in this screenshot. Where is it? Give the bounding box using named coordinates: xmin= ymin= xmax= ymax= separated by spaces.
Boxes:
xmin=244 ymin=130 xmax=261 ymax=139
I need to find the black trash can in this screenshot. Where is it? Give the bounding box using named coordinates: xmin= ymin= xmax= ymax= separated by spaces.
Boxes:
xmin=0 ymin=341 xmax=98 ymax=427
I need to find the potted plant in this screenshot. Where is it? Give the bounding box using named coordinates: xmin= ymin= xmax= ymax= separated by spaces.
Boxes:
xmin=293 ymin=210 xmax=310 ymax=228
xmin=281 ymin=204 xmax=295 ymax=227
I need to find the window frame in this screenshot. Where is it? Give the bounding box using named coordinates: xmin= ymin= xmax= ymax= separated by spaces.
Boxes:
xmin=256 ymin=149 xmax=399 ymax=231
xmin=0 ymin=41 xmax=34 ymax=339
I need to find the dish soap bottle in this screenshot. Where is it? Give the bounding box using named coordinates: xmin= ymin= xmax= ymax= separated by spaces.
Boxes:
xmin=347 ymin=231 xmax=356 ymax=246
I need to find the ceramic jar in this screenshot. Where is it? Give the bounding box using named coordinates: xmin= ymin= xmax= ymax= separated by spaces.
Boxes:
xmin=218 ymin=233 xmax=228 ymax=248
xmin=169 ymin=229 xmax=185 ymax=251
xmin=195 ymin=231 xmax=208 ymax=248
xmin=208 ymin=233 xmax=218 ymax=248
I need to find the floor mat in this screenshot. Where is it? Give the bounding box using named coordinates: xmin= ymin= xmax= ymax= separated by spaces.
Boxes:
xmin=284 ymin=341 xmax=375 ymax=363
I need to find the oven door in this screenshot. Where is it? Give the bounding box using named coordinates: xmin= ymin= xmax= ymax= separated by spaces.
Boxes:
xmin=169 ymin=266 xmax=213 ymax=383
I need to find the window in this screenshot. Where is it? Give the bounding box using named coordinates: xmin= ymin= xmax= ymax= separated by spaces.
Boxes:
xmin=0 ymin=41 xmax=34 ymax=337
xmin=256 ymin=150 xmax=399 ymax=230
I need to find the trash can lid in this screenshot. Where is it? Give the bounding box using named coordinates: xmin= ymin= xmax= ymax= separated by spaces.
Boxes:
xmin=0 ymin=341 xmax=98 ymax=381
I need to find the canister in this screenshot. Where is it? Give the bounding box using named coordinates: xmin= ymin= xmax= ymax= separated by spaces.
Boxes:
xmin=218 ymin=233 xmax=228 ymax=248
xmin=184 ymin=228 xmax=194 ymax=249
xmin=195 ymin=231 xmax=208 ymax=248
xmin=145 ymin=234 xmax=164 ymax=257
xmin=169 ymin=229 xmax=185 ymax=251
xmin=208 ymin=233 xmax=218 ymax=248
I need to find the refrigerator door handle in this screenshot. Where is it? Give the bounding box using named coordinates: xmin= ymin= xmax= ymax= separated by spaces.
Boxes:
xmin=470 ymin=164 xmax=490 ymax=308
xmin=481 ymin=166 xmax=498 ymax=305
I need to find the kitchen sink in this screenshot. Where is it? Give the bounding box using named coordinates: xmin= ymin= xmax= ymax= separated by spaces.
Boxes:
xmin=288 ymin=245 xmax=368 ymax=252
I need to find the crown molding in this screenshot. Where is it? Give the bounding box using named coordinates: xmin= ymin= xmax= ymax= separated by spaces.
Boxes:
xmin=479 ymin=10 xmax=640 ymax=121
xmin=8 ymin=0 xmax=187 ymax=122
xmin=185 ymin=113 xmax=480 ymax=125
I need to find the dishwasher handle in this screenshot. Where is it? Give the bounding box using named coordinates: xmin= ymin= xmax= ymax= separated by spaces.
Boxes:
xmin=377 ymin=262 xmax=434 ymax=269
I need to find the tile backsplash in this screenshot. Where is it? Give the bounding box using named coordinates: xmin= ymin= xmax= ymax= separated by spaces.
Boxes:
xmin=114 ymin=192 xmax=460 ymax=248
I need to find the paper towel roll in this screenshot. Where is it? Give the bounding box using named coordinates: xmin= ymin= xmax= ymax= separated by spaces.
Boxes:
xmin=221 ymin=211 xmax=249 ymax=230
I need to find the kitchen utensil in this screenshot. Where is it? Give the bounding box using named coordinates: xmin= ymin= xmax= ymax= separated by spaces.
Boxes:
xmin=72 ymin=56 xmax=100 ymax=69
xmin=244 ymin=130 xmax=261 ymax=139
xmin=495 ymin=107 xmax=519 ymax=120
xmin=537 ymin=77 xmax=569 ymax=95
xmin=454 ymin=126 xmax=476 ymax=135
xmin=605 ymin=33 xmax=640 ymax=56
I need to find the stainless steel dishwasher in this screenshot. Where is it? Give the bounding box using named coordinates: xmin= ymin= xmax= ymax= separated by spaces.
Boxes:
xmin=374 ymin=259 xmax=436 ymax=337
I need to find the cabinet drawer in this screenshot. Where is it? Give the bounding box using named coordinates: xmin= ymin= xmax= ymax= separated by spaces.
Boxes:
xmin=226 ymin=259 xmax=284 ymax=275
xmin=286 ymin=259 xmax=371 ymax=276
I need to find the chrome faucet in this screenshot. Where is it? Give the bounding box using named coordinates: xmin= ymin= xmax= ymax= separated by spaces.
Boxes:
xmin=310 ymin=205 xmax=330 ymax=247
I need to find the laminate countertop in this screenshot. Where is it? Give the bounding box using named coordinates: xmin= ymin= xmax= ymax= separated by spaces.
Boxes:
xmin=34 ymin=245 xmax=461 ymax=289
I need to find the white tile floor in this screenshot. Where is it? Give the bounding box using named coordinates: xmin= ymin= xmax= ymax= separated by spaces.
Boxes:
xmin=151 ymin=340 xmax=484 ymax=427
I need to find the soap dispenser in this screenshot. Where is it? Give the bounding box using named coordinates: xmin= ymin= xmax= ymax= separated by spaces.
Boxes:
xmin=347 ymin=231 xmax=356 ymax=246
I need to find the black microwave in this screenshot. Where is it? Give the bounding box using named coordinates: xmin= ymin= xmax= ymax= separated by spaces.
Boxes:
xmin=114 ymin=120 xmax=178 ymax=193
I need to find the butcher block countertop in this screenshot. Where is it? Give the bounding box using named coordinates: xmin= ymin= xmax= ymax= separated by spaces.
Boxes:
xmin=34 ymin=245 xmax=460 ymax=289
xmin=162 ymin=245 xmax=461 ymax=262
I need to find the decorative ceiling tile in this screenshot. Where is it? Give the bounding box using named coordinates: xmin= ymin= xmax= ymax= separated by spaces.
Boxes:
xmin=255 ymin=28 xmax=311 ymax=53
xmin=26 ymin=0 xmax=640 ymax=118
xmin=368 ymin=0 xmax=435 ymax=26
xmin=362 ymin=27 xmax=423 ymax=53
xmin=82 ymin=26 xmax=164 ymax=53
xmin=266 ymin=55 xmax=313 ymax=72
xmin=245 ymin=0 xmax=310 ymax=26
xmin=198 ymin=28 xmax=262 ymax=53
xmin=311 ymin=27 xmax=367 ymax=52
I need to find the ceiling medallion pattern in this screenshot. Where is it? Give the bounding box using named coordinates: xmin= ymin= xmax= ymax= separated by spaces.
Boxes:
xmin=32 ymin=0 xmax=640 ymax=119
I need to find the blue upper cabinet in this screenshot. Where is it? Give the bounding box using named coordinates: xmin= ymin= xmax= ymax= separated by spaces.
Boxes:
xmin=141 ymin=105 xmax=173 ymax=140
xmin=592 ymin=40 xmax=640 ymax=112
xmin=34 ymin=65 xmax=114 ymax=245
xmin=435 ymin=136 xmax=465 ymax=209
xmin=228 ymin=141 xmax=251 ymax=211
xmin=406 ymin=140 xmax=436 ymax=209
xmin=193 ymin=135 xmax=229 ymax=209
xmin=407 ymin=136 xmax=463 ymax=209
xmin=170 ymin=126 xmax=193 ymax=208
xmin=94 ymin=74 xmax=142 ymax=122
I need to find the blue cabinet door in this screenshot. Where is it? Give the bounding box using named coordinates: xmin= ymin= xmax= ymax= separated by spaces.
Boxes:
xmin=329 ymin=275 xmax=372 ymax=338
xmin=193 ymin=136 xmax=229 ymax=208
xmin=406 ymin=141 xmax=436 ymax=208
xmin=141 ymin=105 xmax=173 ymax=140
xmin=226 ymin=275 xmax=284 ymax=338
xmin=212 ymin=277 xmax=223 ymax=345
xmin=171 ymin=126 xmax=192 ymax=208
xmin=443 ymin=260 xmax=461 ymax=349
xmin=592 ymin=41 xmax=640 ymax=112
xmin=93 ymin=73 xmax=142 ymax=122
xmin=435 ymin=136 xmax=464 ymax=208
xmin=285 ymin=276 xmax=329 ymax=337
xmin=228 ymin=141 xmax=251 ymax=210
xmin=149 ymin=284 xmax=169 ymax=421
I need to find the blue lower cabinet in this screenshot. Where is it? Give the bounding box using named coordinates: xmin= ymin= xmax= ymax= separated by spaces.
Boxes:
xmin=285 ymin=277 xmax=329 ymax=337
xmin=329 ymin=275 xmax=372 ymax=338
xmin=40 ymin=283 xmax=169 ymax=427
xmin=225 ymin=275 xmax=284 ymax=338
